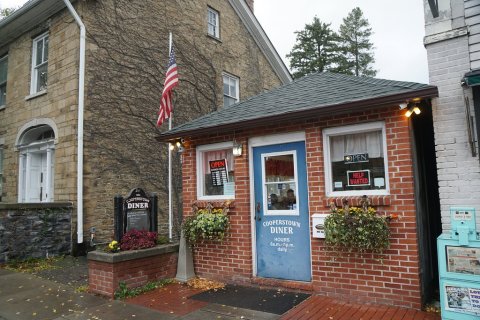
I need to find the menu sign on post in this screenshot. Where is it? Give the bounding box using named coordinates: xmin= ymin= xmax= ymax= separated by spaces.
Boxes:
xmin=209 ymin=159 xmax=228 ymax=186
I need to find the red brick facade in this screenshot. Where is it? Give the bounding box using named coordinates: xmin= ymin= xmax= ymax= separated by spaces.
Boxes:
xmin=88 ymin=251 xmax=178 ymax=298
xmin=181 ymin=105 xmax=421 ymax=309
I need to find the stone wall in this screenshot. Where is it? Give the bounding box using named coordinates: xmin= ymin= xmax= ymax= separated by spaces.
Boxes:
xmin=0 ymin=203 xmax=73 ymax=263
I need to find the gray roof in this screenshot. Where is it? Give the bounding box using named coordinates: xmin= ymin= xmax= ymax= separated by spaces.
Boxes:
xmin=159 ymin=72 xmax=438 ymax=140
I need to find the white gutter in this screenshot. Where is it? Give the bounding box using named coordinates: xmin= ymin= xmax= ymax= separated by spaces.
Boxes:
xmin=62 ymin=0 xmax=86 ymax=244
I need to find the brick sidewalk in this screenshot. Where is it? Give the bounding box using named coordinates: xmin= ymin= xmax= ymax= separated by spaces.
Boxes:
xmin=126 ymin=282 xmax=441 ymax=320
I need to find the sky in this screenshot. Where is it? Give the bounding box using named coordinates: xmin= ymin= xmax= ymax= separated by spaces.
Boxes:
xmin=2 ymin=0 xmax=429 ymax=83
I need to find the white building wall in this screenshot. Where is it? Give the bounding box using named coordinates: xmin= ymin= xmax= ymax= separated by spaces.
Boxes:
xmin=424 ymin=0 xmax=480 ymax=231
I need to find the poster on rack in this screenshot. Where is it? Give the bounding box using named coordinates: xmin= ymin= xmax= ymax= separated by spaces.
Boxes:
xmin=209 ymin=159 xmax=228 ymax=186
xmin=445 ymin=285 xmax=480 ymax=316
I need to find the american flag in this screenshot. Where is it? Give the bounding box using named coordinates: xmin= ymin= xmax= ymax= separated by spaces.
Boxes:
xmin=157 ymin=45 xmax=179 ymax=126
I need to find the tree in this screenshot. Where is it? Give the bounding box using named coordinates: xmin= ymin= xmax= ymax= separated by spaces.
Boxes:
xmin=287 ymin=17 xmax=338 ymax=79
xmin=0 ymin=7 xmax=17 ymax=19
xmin=335 ymin=7 xmax=376 ymax=77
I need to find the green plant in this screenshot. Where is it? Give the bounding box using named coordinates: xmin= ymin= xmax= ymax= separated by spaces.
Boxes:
xmin=324 ymin=197 xmax=395 ymax=253
xmin=104 ymin=240 xmax=120 ymax=253
xmin=156 ymin=234 xmax=169 ymax=245
xmin=182 ymin=203 xmax=230 ymax=245
xmin=114 ymin=279 xmax=173 ymax=299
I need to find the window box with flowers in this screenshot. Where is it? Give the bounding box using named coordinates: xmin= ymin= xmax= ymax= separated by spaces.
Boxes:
xmin=182 ymin=202 xmax=230 ymax=246
xmin=324 ymin=196 xmax=398 ymax=253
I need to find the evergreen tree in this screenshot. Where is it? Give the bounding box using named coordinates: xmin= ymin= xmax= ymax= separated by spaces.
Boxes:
xmin=287 ymin=17 xmax=338 ymax=79
xmin=335 ymin=7 xmax=376 ymax=77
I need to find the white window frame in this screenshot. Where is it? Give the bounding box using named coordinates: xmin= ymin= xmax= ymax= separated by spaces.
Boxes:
xmin=30 ymin=32 xmax=49 ymax=94
xmin=261 ymin=150 xmax=300 ymax=216
xmin=323 ymin=121 xmax=390 ymax=197
xmin=0 ymin=55 xmax=7 ymax=108
xmin=207 ymin=7 xmax=220 ymax=38
xmin=196 ymin=141 xmax=235 ymax=200
xmin=223 ymin=72 xmax=239 ymax=107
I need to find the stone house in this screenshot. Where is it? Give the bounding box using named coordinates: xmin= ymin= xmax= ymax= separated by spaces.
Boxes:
xmin=159 ymin=72 xmax=440 ymax=309
xmin=0 ymin=0 xmax=290 ymax=260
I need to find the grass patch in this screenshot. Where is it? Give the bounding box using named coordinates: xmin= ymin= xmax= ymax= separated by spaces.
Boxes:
xmin=75 ymin=284 xmax=89 ymax=293
xmin=3 ymin=256 xmax=62 ymax=273
xmin=114 ymin=279 xmax=173 ymax=299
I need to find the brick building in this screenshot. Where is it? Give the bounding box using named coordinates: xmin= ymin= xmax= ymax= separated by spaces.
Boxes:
xmin=159 ymin=72 xmax=439 ymax=309
xmin=0 ymin=0 xmax=290 ymax=259
xmin=423 ymin=1 xmax=480 ymax=235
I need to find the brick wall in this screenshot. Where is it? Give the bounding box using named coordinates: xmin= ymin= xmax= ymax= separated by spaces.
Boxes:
xmin=88 ymin=244 xmax=179 ymax=298
xmin=181 ymin=105 xmax=422 ymax=309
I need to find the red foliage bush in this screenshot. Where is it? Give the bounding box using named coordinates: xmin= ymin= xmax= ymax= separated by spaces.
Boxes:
xmin=120 ymin=229 xmax=157 ymax=251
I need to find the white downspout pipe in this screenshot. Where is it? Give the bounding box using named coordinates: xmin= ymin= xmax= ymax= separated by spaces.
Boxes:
xmin=63 ymin=0 xmax=86 ymax=244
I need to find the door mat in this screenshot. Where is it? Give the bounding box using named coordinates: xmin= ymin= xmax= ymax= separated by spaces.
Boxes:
xmin=189 ymin=284 xmax=310 ymax=315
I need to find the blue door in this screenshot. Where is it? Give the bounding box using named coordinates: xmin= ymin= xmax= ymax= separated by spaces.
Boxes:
xmin=253 ymin=141 xmax=311 ymax=282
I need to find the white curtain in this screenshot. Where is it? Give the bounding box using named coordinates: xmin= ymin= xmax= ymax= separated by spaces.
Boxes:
xmin=330 ymin=131 xmax=383 ymax=162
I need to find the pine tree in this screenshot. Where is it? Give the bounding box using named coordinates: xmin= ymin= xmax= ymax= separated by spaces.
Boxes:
xmin=287 ymin=17 xmax=338 ymax=79
xmin=335 ymin=7 xmax=376 ymax=77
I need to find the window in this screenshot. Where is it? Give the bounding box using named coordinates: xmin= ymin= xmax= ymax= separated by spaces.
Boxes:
xmin=196 ymin=142 xmax=235 ymax=200
xmin=223 ymin=73 xmax=239 ymax=107
xmin=17 ymin=125 xmax=55 ymax=203
xmin=31 ymin=32 xmax=49 ymax=94
xmin=263 ymin=151 xmax=299 ymax=216
xmin=323 ymin=121 xmax=389 ymax=196
xmin=0 ymin=56 xmax=7 ymax=107
xmin=207 ymin=7 xmax=219 ymax=38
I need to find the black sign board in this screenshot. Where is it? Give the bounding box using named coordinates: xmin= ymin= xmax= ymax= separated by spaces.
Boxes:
xmin=209 ymin=159 xmax=228 ymax=186
xmin=124 ymin=188 xmax=151 ymax=233
xmin=347 ymin=170 xmax=371 ymax=187
xmin=344 ymin=153 xmax=369 ymax=164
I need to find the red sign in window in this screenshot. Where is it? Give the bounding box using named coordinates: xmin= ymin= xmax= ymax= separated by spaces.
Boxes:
xmin=347 ymin=170 xmax=371 ymax=187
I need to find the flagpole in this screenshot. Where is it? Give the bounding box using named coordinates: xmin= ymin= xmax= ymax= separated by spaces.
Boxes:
xmin=168 ymin=32 xmax=173 ymax=241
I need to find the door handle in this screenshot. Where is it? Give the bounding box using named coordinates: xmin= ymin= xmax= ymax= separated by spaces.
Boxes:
xmin=255 ymin=202 xmax=261 ymax=221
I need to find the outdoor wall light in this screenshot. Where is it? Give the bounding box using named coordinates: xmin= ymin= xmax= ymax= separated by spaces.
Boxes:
xmin=405 ymin=102 xmax=421 ymax=118
xmin=232 ymin=141 xmax=243 ymax=157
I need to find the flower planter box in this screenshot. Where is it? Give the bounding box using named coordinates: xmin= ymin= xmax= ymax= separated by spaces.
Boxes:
xmin=87 ymin=243 xmax=179 ymax=298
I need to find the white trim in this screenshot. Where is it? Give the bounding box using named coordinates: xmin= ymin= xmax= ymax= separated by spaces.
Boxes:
xmin=207 ymin=6 xmax=220 ymax=38
xmin=15 ymin=118 xmax=59 ymax=148
xmin=322 ymin=121 xmax=390 ymax=197
xmin=261 ymin=150 xmax=299 ymax=216
xmin=196 ymin=141 xmax=235 ymax=200
xmin=248 ymin=131 xmax=306 ymax=277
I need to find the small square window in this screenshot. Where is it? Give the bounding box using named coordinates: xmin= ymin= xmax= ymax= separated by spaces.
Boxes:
xmin=223 ymin=73 xmax=239 ymax=107
xmin=207 ymin=7 xmax=220 ymax=38
xmin=31 ymin=32 xmax=49 ymax=94
xmin=0 ymin=56 xmax=7 ymax=107
xmin=323 ymin=122 xmax=389 ymax=196
xmin=197 ymin=142 xmax=235 ymax=200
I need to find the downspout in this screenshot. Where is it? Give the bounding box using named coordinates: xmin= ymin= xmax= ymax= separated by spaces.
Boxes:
xmin=62 ymin=0 xmax=86 ymax=244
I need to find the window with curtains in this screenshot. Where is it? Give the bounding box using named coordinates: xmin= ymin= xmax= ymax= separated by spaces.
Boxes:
xmin=197 ymin=142 xmax=235 ymax=199
xmin=323 ymin=121 xmax=389 ymax=196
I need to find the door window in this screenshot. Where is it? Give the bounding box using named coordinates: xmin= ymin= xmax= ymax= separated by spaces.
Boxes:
xmin=262 ymin=151 xmax=298 ymax=215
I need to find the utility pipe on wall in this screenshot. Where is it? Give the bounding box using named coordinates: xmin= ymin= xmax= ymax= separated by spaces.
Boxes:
xmin=62 ymin=0 xmax=86 ymax=244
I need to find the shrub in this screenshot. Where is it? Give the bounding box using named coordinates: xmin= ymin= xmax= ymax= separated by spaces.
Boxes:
xmin=182 ymin=203 xmax=230 ymax=245
xmin=324 ymin=197 xmax=394 ymax=253
xmin=120 ymin=229 xmax=157 ymax=251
